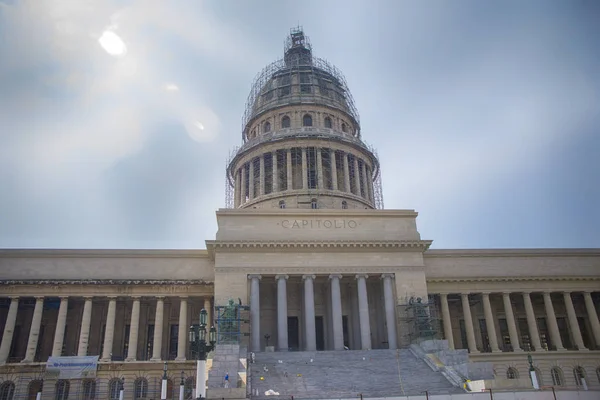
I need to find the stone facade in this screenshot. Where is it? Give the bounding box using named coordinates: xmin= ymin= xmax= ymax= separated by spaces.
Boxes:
xmin=1 ymin=28 xmax=599 ymax=399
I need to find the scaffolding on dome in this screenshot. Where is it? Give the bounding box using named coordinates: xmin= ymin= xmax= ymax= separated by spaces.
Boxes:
xmin=241 ymin=56 xmax=361 ymax=140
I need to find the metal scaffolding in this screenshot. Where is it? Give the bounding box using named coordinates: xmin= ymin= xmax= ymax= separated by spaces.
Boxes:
xmin=397 ymin=295 xmax=441 ymax=345
xmin=215 ymin=300 xmax=250 ymax=344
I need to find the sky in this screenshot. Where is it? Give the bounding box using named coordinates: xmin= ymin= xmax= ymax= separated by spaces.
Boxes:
xmin=0 ymin=0 xmax=599 ymax=250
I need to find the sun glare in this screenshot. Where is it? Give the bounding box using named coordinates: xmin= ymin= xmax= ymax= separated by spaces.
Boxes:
xmin=99 ymin=30 xmax=127 ymax=56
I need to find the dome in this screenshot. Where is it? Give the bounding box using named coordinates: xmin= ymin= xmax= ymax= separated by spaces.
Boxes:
xmin=242 ymin=28 xmax=360 ymax=141
xmin=226 ymin=28 xmax=383 ymax=211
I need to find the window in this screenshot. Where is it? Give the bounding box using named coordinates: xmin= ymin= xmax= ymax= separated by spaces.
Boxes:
xmin=324 ymin=117 xmax=332 ymax=129
xmin=534 ymin=368 xmax=543 ymax=386
xmin=166 ymin=379 xmax=174 ymax=399
xmin=341 ymin=201 xmax=347 ymax=209
xmin=281 ymin=116 xmax=290 ymax=128
xmin=250 ymin=129 xmax=256 ymax=139
xmin=184 ymin=377 xmax=195 ymax=400
xmin=341 ymin=123 xmax=347 ymax=133
xmin=83 ymin=380 xmax=96 ymax=400
xmin=134 ymin=378 xmax=148 ymax=399
xmin=169 ymin=324 xmax=179 ymax=360
xmin=108 ymin=379 xmax=120 ymax=400
xmin=506 ymin=367 xmax=519 ymax=379
xmin=311 ymin=198 xmax=318 ymax=209
xmin=573 ymin=366 xmax=586 ymax=387
xmin=303 ymin=114 xmax=312 ymax=127
xmin=551 ymin=367 xmax=563 ymax=386
xmin=279 ymin=200 xmax=286 ymax=209
xmin=145 ymin=324 xmax=154 ymax=361
xmin=263 ymin=121 xmax=271 ymax=133
xmin=0 ymin=381 xmax=15 ymax=400
xmin=55 ymin=380 xmax=69 ymax=400
xmin=27 ymin=380 xmax=42 ymax=400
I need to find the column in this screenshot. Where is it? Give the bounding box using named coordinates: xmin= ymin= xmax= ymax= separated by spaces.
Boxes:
xmin=126 ymin=296 xmax=141 ymax=361
xmin=22 ymin=297 xmax=44 ymax=362
xmin=330 ymin=149 xmax=338 ymax=191
xmin=151 ymin=297 xmax=165 ymax=361
xmin=272 ymin=152 xmax=279 ymax=193
xmin=343 ymin=153 xmax=351 ymax=193
xmin=204 ymin=298 xmax=212 ymax=327
xmin=361 ymin=161 xmax=369 ymax=199
xmin=286 ymin=149 xmax=293 ymax=190
xmin=259 ymin=154 xmax=265 ymax=196
xmin=303 ymin=275 xmax=317 ymax=351
xmin=481 ymin=293 xmax=500 ymax=352
xmin=52 ymin=297 xmax=69 ymax=357
xmin=316 ymin=148 xmax=324 ymax=189
xmin=583 ymin=292 xmax=600 ymax=348
xmin=543 ymin=292 xmax=564 ymax=351
xmin=301 ymin=148 xmax=308 ymax=189
xmin=329 ymin=275 xmax=344 ymax=350
xmin=240 ymin=166 xmax=246 ymax=205
xmin=248 ymin=160 xmax=255 ymax=200
xmin=563 ymin=292 xmax=587 ymax=350
xmin=249 ymin=275 xmax=261 ymax=352
xmin=276 ymin=275 xmax=289 ymax=351
xmin=101 ymin=297 xmax=117 ymax=361
xmin=502 ymin=292 xmax=522 ymax=352
xmin=381 ymin=274 xmax=397 ymax=350
xmin=522 ymin=292 xmax=544 ymax=351
xmin=176 ymin=297 xmax=188 ymax=360
xmin=356 ymin=274 xmax=371 ymax=350
xmin=78 ymin=297 xmax=93 ymax=356
xmin=234 ymin=170 xmax=241 ymax=208
xmin=366 ymin=166 xmax=373 ymax=203
xmin=353 ymin=156 xmax=361 ymax=196
xmin=0 ymin=297 xmax=19 ymax=364
xmin=460 ymin=294 xmax=479 ymax=353
xmin=440 ymin=294 xmax=454 ymax=350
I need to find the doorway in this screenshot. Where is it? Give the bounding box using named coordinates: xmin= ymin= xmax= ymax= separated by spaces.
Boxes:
xmin=315 ymin=316 xmax=325 ymax=351
xmin=287 ymin=317 xmax=299 ymax=351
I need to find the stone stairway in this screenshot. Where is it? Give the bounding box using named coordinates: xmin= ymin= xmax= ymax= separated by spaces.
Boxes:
xmin=250 ymin=349 xmax=463 ymax=399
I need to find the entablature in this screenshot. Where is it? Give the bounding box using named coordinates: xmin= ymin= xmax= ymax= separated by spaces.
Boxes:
xmin=426 ymin=276 xmax=600 ymax=294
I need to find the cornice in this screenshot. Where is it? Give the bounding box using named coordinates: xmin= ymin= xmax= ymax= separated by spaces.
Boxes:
xmin=206 ymin=240 xmax=432 ymax=252
xmin=215 ymin=208 xmax=418 ymax=218
xmin=424 ymin=248 xmax=600 ymax=258
xmin=426 ymin=276 xmax=600 ymax=283
xmin=0 ymin=279 xmax=210 ymax=286
xmin=0 ymin=249 xmax=210 ymax=258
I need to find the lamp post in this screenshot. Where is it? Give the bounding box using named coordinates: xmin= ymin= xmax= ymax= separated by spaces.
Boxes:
xmin=189 ymin=308 xmax=217 ymax=400
xmin=179 ymin=371 xmax=185 ymax=400
xmin=118 ymin=378 xmax=124 ymax=400
xmin=527 ymin=354 xmax=539 ymax=390
xmin=161 ymin=361 xmax=168 ymax=400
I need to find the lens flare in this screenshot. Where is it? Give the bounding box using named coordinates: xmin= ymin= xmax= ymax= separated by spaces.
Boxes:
xmin=99 ymin=30 xmax=127 ymax=56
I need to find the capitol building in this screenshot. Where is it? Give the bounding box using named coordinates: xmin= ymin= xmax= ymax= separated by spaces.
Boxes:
xmin=1 ymin=29 xmax=599 ymax=400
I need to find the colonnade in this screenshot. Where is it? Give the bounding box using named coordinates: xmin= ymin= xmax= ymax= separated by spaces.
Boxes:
xmin=438 ymin=291 xmax=600 ymax=353
xmin=248 ymin=273 xmax=398 ymax=352
xmin=234 ymin=147 xmax=374 ymax=207
xmin=0 ymin=295 xmax=212 ymax=364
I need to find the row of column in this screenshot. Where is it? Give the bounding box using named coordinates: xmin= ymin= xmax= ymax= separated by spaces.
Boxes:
xmin=249 ymin=273 xmax=397 ymax=352
xmin=439 ymin=291 xmax=600 ymax=353
xmin=234 ymin=148 xmax=374 ymax=207
xmin=0 ymin=295 xmax=212 ymax=364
